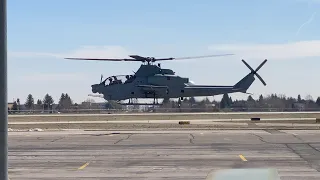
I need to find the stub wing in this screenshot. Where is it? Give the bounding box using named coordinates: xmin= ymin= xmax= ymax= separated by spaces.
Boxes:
xmin=137 ymin=85 xmax=169 ymax=95
xmin=137 ymin=85 xmax=169 ymax=90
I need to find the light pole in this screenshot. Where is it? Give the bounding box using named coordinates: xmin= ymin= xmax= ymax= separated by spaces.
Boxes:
xmin=0 ymin=0 xmax=8 ymax=179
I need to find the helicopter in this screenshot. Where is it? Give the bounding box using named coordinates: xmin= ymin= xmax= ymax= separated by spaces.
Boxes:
xmin=65 ymin=54 xmax=267 ymax=105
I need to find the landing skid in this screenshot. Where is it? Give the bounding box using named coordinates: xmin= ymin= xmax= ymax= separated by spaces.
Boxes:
xmin=118 ymin=102 xmax=163 ymax=106
xmin=117 ymin=98 xmax=162 ymax=106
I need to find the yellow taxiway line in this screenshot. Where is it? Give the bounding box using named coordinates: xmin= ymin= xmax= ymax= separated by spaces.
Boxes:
xmin=78 ymin=162 xmax=90 ymax=170
xmin=239 ymin=155 xmax=248 ymax=161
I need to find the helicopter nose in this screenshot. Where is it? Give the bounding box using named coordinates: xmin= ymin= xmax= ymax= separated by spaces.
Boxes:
xmin=91 ymin=84 xmax=99 ymax=93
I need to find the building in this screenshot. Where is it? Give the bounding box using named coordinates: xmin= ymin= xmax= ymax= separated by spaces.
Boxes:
xmin=8 ymin=102 xmax=14 ymax=110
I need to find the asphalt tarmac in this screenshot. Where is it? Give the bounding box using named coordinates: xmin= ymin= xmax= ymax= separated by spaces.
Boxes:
xmin=8 ymin=129 xmax=320 ymax=180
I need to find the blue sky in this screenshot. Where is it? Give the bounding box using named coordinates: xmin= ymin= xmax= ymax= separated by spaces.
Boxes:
xmin=8 ymin=0 xmax=320 ymax=104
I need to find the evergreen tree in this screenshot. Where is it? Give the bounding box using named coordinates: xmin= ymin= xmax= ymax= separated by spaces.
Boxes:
xmin=247 ymin=95 xmax=254 ymax=102
xmin=246 ymin=95 xmax=256 ymax=108
xmin=25 ymin=94 xmax=34 ymax=110
xmin=64 ymin=93 xmax=73 ymax=106
xmin=12 ymin=101 xmax=18 ymax=111
xmin=58 ymin=93 xmax=73 ymax=109
xmin=220 ymin=93 xmax=230 ymax=109
xmin=189 ymin=97 xmax=196 ymax=105
xmin=204 ymin=97 xmax=211 ymax=104
xmin=228 ymin=96 xmax=233 ymax=105
xmin=259 ymin=94 xmax=264 ymax=102
xmin=43 ymin=94 xmax=54 ymax=109
xmin=297 ymin=94 xmax=302 ymax=102
xmin=37 ymin=99 xmax=42 ymax=105
xmin=16 ymin=98 xmax=20 ymax=111
xmin=35 ymin=99 xmax=42 ymax=110
xmin=58 ymin=93 xmax=65 ymax=105
xmin=316 ymin=97 xmax=320 ymax=107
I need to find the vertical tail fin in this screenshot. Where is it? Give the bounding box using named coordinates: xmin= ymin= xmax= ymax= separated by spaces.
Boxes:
xmin=234 ymin=73 xmax=255 ymax=92
xmin=234 ymin=59 xmax=267 ymax=92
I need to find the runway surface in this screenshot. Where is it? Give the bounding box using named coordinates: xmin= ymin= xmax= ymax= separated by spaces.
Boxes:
xmin=8 ymin=129 xmax=320 ymax=180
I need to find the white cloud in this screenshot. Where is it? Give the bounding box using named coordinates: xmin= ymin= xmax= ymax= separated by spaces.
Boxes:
xmin=10 ymin=41 xmax=320 ymax=61
xmin=8 ymin=52 xmax=64 ymax=58
xmin=9 ymin=45 xmax=133 ymax=59
xmin=208 ymin=40 xmax=320 ymax=60
xmin=21 ymin=73 xmax=89 ymax=82
xmin=63 ymin=45 xmax=134 ymax=58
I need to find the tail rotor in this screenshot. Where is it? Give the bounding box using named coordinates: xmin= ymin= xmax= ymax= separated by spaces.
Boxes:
xmin=242 ymin=59 xmax=267 ymax=86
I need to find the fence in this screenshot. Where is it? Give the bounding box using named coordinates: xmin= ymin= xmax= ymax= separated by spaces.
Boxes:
xmin=7 ymin=107 xmax=320 ymax=115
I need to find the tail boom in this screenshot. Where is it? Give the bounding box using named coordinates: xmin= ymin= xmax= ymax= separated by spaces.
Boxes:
xmin=182 ymin=59 xmax=267 ymax=97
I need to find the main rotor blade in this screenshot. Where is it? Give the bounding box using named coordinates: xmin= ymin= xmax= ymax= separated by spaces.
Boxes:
xmin=64 ymin=57 xmax=138 ymax=61
xmin=65 ymin=53 xmax=234 ymax=62
xmin=173 ymin=54 xmax=234 ymax=60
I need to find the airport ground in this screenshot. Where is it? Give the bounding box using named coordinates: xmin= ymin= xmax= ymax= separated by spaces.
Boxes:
xmin=7 ymin=112 xmax=320 ymax=179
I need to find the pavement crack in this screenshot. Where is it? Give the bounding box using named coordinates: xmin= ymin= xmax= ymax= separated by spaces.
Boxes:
xmin=249 ymin=133 xmax=270 ymax=144
xmin=290 ymin=133 xmax=304 ymax=141
xmin=46 ymin=136 xmax=65 ymax=145
xmin=307 ymin=143 xmax=320 ymax=153
xmin=189 ymin=134 xmax=194 ymax=144
xmin=114 ymin=134 xmax=133 ymax=145
xmin=285 ymin=143 xmax=320 ymax=172
xmin=264 ymin=129 xmax=286 ymax=134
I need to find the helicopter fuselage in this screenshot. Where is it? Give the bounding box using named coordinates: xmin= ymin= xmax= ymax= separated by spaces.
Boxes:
xmin=65 ymin=54 xmax=267 ymax=102
xmin=90 ymin=61 xmax=265 ymax=101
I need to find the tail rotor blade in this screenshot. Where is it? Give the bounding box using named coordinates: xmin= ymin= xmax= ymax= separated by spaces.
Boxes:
xmin=255 ymin=59 xmax=267 ymax=72
xmin=255 ymin=73 xmax=267 ymax=86
xmin=100 ymin=74 xmax=103 ymax=83
xmin=241 ymin=59 xmax=254 ymax=72
xmin=242 ymin=59 xmax=267 ymax=86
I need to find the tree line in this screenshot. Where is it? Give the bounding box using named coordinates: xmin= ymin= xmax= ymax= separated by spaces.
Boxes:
xmin=9 ymin=93 xmax=75 ymax=111
xmin=8 ymin=92 xmax=320 ymax=112
xmin=160 ymin=93 xmax=320 ymax=112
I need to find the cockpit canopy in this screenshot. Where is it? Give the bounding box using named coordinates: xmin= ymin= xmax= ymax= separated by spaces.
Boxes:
xmin=103 ymin=74 xmax=136 ymax=86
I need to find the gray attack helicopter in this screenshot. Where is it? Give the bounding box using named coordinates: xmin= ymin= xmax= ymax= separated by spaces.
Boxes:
xmin=65 ymin=54 xmax=267 ymax=105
